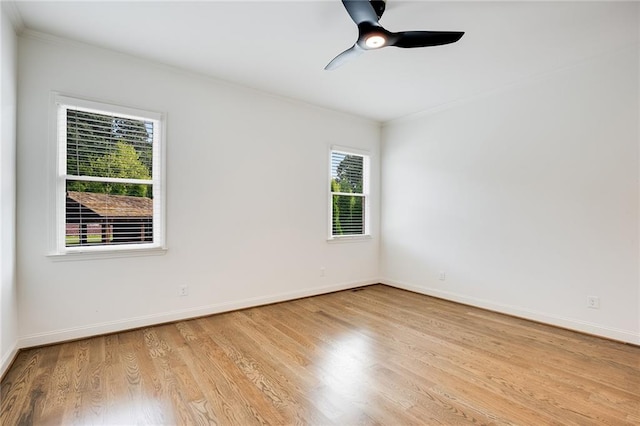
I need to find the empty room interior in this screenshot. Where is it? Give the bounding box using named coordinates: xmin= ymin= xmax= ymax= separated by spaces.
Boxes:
xmin=1 ymin=0 xmax=639 ymax=424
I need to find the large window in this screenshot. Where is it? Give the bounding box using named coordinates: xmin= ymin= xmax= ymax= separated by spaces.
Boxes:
xmin=330 ymin=148 xmax=370 ymax=238
xmin=54 ymin=95 xmax=164 ymax=254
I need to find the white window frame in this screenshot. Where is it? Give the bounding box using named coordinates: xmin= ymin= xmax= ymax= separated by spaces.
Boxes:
xmin=328 ymin=146 xmax=371 ymax=241
xmin=49 ymin=94 xmax=167 ymax=259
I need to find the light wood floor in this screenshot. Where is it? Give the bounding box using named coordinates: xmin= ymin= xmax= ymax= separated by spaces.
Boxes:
xmin=2 ymin=285 xmax=639 ymax=425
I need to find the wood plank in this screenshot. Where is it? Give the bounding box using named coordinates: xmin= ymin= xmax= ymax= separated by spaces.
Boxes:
xmin=0 ymin=349 xmax=47 ymax=425
xmin=2 ymin=284 xmax=639 ymax=424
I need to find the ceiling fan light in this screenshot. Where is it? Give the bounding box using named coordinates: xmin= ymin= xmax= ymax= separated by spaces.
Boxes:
xmin=365 ymin=35 xmax=386 ymax=48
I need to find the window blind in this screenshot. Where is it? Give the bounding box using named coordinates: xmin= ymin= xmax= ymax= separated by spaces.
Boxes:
xmin=330 ymin=150 xmax=366 ymax=236
xmin=62 ymin=106 xmax=157 ymax=247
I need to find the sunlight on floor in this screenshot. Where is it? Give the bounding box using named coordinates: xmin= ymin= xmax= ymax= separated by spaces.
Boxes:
xmin=312 ymin=331 xmax=374 ymax=420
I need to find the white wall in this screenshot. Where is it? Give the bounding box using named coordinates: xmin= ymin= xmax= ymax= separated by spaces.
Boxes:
xmin=381 ymin=46 xmax=640 ymax=344
xmin=11 ymin=7 xmax=638 ymax=353
xmin=16 ymin=32 xmax=380 ymax=347
xmin=1 ymin=5 xmax=19 ymax=376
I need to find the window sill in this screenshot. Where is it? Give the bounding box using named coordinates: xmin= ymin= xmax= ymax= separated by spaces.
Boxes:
xmin=47 ymin=246 xmax=168 ymax=261
xmin=327 ymin=235 xmax=373 ymax=244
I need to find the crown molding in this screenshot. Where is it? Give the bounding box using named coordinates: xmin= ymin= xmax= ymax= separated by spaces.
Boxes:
xmin=1 ymin=1 xmax=25 ymax=34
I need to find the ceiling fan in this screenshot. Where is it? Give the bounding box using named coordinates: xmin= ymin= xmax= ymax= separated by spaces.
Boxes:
xmin=325 ymin=0 xmax=464 ymax=70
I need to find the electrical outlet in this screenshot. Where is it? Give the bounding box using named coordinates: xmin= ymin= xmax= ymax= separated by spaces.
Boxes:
xmin=587 ymin=296 xmax=599 ymax=309
xmin=438 ymin=271 xmax=446 ymax=281
xmin=320 ymin=267 xmax=326 ymax=277
xmin=179 ymin=285 xmax=188 ymax=297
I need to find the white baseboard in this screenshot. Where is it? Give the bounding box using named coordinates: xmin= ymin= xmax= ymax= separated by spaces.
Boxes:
xmin=381 ymin=278 xmax=640 ymax=345
xmin=17 ymin=278 xmax=379 ymax=349
xmin=17 ymin=277 xmax=637 ymax=350
xmin=1 ymin=343 xmax=19 ymax=379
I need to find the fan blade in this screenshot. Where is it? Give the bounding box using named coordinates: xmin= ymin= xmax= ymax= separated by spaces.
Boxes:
xmin=324 ymin=44 xmax=364 ymax=70
xmin=391 ymin=31 xmax=464 ymax=48
xmin=341 ymin=0 xmax=380 ymax=25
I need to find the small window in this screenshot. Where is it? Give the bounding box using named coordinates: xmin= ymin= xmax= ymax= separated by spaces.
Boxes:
xmin=54 ymin=95 xmax=164 ymax=254
xmin=330 ymin=148 xmax=370 ymax=238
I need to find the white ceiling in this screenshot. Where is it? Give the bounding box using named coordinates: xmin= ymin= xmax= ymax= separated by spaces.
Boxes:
xmin=8 ymin=1 xmax=639 ymax=122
